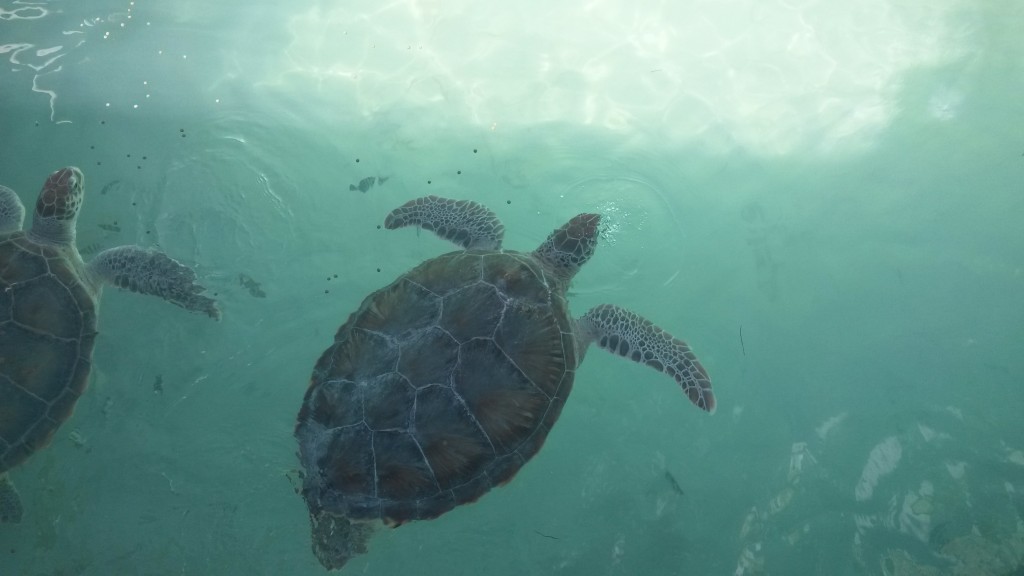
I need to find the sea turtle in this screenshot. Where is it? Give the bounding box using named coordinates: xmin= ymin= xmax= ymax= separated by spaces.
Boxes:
xmin=295 ymin=195 xmax=715 ymax=569
xmin=0 ymin=166 xmax=220 ymax=523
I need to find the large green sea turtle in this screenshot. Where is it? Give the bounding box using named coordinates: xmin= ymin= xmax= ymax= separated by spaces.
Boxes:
xmin=0 ymin=166 xmax=220 ymax=523
xmin=295 ymin=195 xmax=715 ymax=569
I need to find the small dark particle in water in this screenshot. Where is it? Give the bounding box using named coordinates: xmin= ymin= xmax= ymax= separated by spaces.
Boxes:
xmin=506 ymin=200 xmax=511 ymax=205
xmin=740 ymin=325 xmax=746 ymax=356
xmin=376 ymin=224 xmax=381 ymax=230
xmin=153 ymin=375 xmax=164 ymax=394
xmin=324 ymin=289 xmax=329 ymax=294
xmin=349 ymin=176 xmax=377 ymax=193
xmin=333 ymin=274 xmax=338 ymax=279
xmin=355 ymin=158 xmax=360 ymax=163
xmin=427 ymin=180 xmax=432 ymax=185
xmin=533 ymin=530 xmax=559 ymax=540
xmin=457 ymin=170 xmax=461 ymax=175
xmin=98 ymin=222 xmax=121 ymax=232
xmin=664 ymin=470 xmax=684 ymax=495
xmin=127 ymin=153 xmax=131 ymax=158
xmin=473 ymin=148 xmax=478 ymax=153
xmin=376 ymin=268 xmax=381 ymax=273
xmin=239 ymin=273 xmax=267 ymax=298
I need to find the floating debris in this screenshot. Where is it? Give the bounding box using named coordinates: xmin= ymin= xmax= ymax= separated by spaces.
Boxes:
xmin=98 ymin=222 xmax=121 ymax=233
xmin=239 ymin=273 xmax=267 ymax=298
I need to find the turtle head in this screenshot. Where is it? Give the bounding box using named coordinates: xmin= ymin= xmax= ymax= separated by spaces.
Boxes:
xmin=534 ymin=212 xmax=601 ymax=283
xmin=29 ymin=166 xmax=84 ymax=245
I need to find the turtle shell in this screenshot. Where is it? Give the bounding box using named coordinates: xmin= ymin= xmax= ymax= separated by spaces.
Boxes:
xmin=0 ymin=233 xmax=97 ymax=474
xmin=297 ymin=249 xmax=578 ymax=524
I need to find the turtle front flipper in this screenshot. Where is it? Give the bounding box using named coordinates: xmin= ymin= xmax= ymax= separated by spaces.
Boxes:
xmin=87 ymin=246 xmax=221 ymax=320
xmin=0 ymin=185 xmax=26 ymax=233
xmin=0 ymin=474 xmax=24 ymax=523
xmin=577 ymin=304 xmax=715 ymax=413
xmin=384 ymin=195 xmax=504 ymax=250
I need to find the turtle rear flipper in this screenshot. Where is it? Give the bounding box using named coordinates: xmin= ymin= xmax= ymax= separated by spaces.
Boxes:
xmin=0 ymin=474 xmax=24 ymax=523
xmin=384 ymin=195 xmax=504 ymax=250
xmin=309 ymin=509 xmax=374 ymax=570
xmin=577 ymin=304 xmax=715 ymax=413
xmin=88 ymin=246 xmax=221 ymax=320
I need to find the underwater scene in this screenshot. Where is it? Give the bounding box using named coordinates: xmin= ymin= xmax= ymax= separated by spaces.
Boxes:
xmin=1 ymin=1 xmax=1022 ymax=574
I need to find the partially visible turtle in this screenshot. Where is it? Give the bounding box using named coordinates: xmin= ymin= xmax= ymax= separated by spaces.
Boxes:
xmin=0 ymin=167 xmax=220 ymax=523
xmin=296 ymin=195 xmax=715 ymax=569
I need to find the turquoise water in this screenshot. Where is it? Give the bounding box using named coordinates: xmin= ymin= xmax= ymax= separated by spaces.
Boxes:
xmin=2 ymin=1 xmax=1022 ymax=574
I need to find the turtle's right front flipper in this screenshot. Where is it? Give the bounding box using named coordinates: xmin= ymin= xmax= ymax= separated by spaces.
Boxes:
xmin=577 ymin=304 xmax=715 ymax=413
xmin=88 ymin=246 xmax=221 ymax=320
xmin=384 ymin=195 xmax=505 ymax=250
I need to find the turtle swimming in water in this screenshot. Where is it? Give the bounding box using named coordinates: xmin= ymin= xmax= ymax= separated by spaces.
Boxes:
xmin=0 ymin=167 xmax=220 ymax=523
xmin=295 ymin=195 xmax=715 ymax=569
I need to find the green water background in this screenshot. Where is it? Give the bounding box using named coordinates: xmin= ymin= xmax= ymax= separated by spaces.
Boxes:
xmin=1 ymin=1 xmax=1022 ymax=574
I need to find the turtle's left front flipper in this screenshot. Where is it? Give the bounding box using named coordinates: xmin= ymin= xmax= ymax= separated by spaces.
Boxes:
xmin=88 ymin=246 xmax=221 ymax=320
xmin=577 ymin=304 xmax=714 ymax=413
